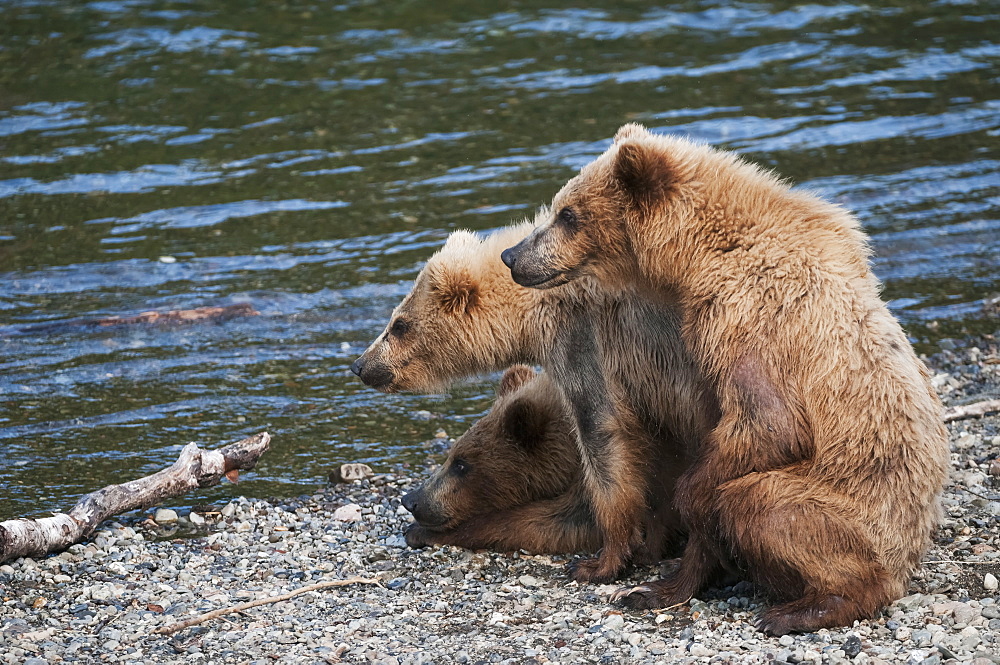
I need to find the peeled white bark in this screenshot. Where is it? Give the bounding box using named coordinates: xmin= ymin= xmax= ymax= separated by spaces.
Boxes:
xmin=942 ymin=399 xmax=1000 ymax=422
xmin=0 ymin=432 xmax=271 ymax=564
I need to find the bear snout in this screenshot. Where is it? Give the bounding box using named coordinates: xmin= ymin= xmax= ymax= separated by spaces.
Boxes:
xmin=352 ymin=356 xmax=396 ymax=390
xmin=401 ymin=487 xmax=449 ymax=528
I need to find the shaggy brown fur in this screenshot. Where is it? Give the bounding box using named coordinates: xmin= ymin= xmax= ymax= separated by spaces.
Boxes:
xmin=501 ymin=122 xmax=949 ymax=634
xmin=352 ymin=225 xmax=709 ymax=580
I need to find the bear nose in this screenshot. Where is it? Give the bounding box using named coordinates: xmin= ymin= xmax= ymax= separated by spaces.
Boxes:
xmin=350 ymin=357 xmax=365 ymax=377
xmin=401 ymin=490 xmax=420 ymax=516
xmin=500 ymin=246 xmax=518 ymax=270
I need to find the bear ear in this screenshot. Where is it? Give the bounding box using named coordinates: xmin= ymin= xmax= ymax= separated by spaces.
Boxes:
xmin=503 ymin=398 xmax=548 ymax=449
xmin=613 ymin=122 xmax=650 ymax=143
xmin=431 ymin=267 xmax=481 ymax=315
xmin=498 ymin=365 xmax=536 ymax=397
xmin=613 ymin=139 xmax=674 ymax=208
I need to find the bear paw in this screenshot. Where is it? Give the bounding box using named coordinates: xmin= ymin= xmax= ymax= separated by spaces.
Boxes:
xmin=403 ymin=523 xmax=436 ymax=549
xmin=611 ymin=578 xmax=690 ymax=610
xmin=566 ymin=556 xmax=621 ymax=584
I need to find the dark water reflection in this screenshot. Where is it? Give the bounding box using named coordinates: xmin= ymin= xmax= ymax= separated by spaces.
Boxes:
xmin=1 ymin=0 xmax=998 ymax=520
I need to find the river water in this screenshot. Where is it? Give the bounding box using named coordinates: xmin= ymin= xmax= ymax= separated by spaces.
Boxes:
xmin=1 ymin=0 xmax=998 ymax=520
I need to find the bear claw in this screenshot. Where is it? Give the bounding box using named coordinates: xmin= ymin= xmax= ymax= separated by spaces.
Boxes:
xmin=609 ymin=585 xmax=652 ymax=604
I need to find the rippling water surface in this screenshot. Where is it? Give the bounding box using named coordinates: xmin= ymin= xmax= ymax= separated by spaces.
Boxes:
xmin=2 ymin=0 xmax=998 ymax=520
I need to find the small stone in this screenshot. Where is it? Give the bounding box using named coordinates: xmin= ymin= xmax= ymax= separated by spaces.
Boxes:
xmin=896 ymin=594 xmax=924 ymax=611
xmin=220 ymin=503 xmax=236 ymax=518
xmin=188 ymin=512 xmax=205 ymax=526
xmin=158 ymin=255 xmax=177 ymax=264
xmin=689 ymin=643 xmax=713 ymax=657
xmin=983 ymin=573 xmax=998 ymax=591
xmin=955 ymin=433 xmax=978 ymax=449
xmin=602 ymin=613 xmax=624 ymax=631
xmin=333 ymin=504 xmax=362 ymax=522
xmin=154 ymin=508 xmax=178 ymax=524
xmin=518 ymin=575 xmax=539 ymax=588
xmin=953 ymin=602 xmax=978 ymax=625
xmin=434 ymin=429 xmax=448 ymax=439
xmin=895 ymin=626 xmax=911 ymax=642
xmin=779 ymin=635 xmax=794 ymax=647
xmin=844 ymin=635 xmax=862 ymax=658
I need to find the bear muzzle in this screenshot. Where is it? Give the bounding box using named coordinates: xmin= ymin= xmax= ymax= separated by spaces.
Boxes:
xmin=502 ymin=236 xmax=574 ymax=289
xmin=351 ymin=356 xmax=397 ymax=391
xmin=401 ymin=487 xmax=450 ymax=529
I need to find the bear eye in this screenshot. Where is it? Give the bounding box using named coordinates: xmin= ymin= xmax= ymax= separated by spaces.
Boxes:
xmin=556 ymin=207 xmax=578 ymax=230
xmin=451 ymin=459 xmax=470 ymax=476
xmin=388 ymin=318 xmax=411 ymax=338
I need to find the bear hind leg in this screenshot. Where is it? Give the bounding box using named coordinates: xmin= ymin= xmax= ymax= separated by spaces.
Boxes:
xmin=717 ymin=470 xmax=893 ymax=635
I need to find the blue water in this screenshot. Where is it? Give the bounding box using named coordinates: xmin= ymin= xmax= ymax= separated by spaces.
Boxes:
xmin=1 ymin=0 xmax=998 ymax=520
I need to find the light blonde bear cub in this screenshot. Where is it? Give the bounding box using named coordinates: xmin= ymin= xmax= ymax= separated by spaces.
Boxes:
xmin=501 ymin=122 xmax=949 ymax=635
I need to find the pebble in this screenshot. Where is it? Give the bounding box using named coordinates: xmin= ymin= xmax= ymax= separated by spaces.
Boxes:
xmin=333 ymin=503 xmax=362 ymax=522
xmin=154 ymin=508 xmax=178 ymax=524
xmin=0 ymin=340 xmax=997 ymax=664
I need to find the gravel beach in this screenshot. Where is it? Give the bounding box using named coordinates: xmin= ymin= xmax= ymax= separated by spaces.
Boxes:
xmin=1 ymin=336 xmax=999 ymax=665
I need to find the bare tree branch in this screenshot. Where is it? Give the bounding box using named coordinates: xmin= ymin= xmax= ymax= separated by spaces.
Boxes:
xmin=943 ymin=399 xmax=1000 ymax=422
xmin=0 ymin=432 xmax=271 ymax=564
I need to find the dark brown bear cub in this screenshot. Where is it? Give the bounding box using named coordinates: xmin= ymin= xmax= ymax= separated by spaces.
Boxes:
xmin=402 ymin=365 xmax=600 ymax=554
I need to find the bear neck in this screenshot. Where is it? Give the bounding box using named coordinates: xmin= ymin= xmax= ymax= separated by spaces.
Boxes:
xmin=475 ymin=271 xmax=573 ymax=369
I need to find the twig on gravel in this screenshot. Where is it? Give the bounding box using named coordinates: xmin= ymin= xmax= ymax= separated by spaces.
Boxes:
xmin=154 ymin=577 xmax=382 ymax=635
xmin=953 ymin=485 xmax=1000 ymax=501
xmin=942 ymin=398 xmax=1000 ymax=422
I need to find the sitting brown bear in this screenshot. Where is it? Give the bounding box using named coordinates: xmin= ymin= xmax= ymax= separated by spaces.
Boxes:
xmin=402 ymin=365 xmax=680 ymax=563
xmin=500 ymin=122 xmax=949 ymax=634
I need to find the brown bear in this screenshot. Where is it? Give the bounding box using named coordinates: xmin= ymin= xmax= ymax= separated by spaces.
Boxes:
xmin=500 ymin=122 xmax=949 ymax=634
xmin=401 ymin=365 xmax=600 ymax=554
xmin=352 ymin=224 xmax=710 ymax=581
xmin=402 ymin=365 xmax=683 ymax=562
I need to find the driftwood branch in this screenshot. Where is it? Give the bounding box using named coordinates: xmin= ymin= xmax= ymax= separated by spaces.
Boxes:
xmin=0 ymin=432 xmax=271 ymax=564
xmin=943 ymin=399 xmax=1000 ymax=422
xmin=154 ymin=577 xmax=381 ymax=635
xmin=97 ymin=304 xmax=259 ymax=326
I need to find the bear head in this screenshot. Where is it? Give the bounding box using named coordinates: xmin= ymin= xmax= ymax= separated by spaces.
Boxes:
xmin=401 ymin=365 xmax=579 ymax=533
xmin=351 ymin=223 xmax=547 ymax=393
xmin=501 ymin=122 xmax=707 ymax=291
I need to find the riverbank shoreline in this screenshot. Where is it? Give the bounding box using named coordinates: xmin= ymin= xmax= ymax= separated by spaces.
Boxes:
xmin=1 ymin=336 xmax=998 ymax=665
